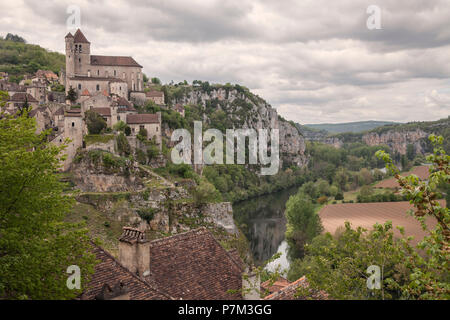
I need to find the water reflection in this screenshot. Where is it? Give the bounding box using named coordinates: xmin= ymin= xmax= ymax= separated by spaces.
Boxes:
xmin=233 ymin=186 xmax=299 ymax=269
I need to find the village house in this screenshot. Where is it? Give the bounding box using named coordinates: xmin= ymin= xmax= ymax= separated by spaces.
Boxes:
xmin=7 ymin=92 xmax=38 ymax=111
xmin=145 ymin=90 xmax=165 ymax=105
xmin=126 ymin=113 xmax=162 ymax=147
xmin=34 ymin=69 xmax=59 ymax=84
xmin=64 ymin=29 xmax=143 ymax=102
xmin=26 ymin=81 xmax=47 ymax=104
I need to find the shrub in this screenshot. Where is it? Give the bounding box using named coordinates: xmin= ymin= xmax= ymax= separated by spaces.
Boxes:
xmin=116 ymin=133 xmax=131 ymax=156
xmin=124 ymin=126 xmax=131 ymax=136
xmin=335 ymin=192 xmax=344 ymax=200
xmin=85 ymin=110 xmax=107 ymax=134
xmin=317 ymin=196 xmax=328 ymax=205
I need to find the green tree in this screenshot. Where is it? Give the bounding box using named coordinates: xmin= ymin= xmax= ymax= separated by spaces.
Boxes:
xmin=66 ymin=86 xmax=77 ymax=104
xmin=285 ymin=191 xmax=323 ymax=259
xmin=192 ymin=178 xmax=222 ymax=205
xmin=0 ymin=110 xmax=96 ymax=299
xmin=85 ymin=110 xmax=106 ymax=134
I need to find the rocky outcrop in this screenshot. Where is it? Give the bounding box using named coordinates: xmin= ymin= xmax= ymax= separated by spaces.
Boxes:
xmin=362 ymin=129 xmax=428 ymax=155
xmin=175 ymin=87 xmax=308 ymax=168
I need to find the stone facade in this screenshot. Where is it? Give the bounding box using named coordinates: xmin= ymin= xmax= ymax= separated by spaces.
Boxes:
xmin=65 ymin=29 xmax=143 ymax=101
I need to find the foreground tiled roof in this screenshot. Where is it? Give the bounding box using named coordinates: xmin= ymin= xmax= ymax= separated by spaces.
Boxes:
xmin=80 ymin=244 xmax=172 ymax=300
xmin=264 ymin=276 xmax=328 ymax=300
xmin=375 ymin=165 xmax=431 ymax=189
xmin=145 ymin=227 xmax=244 ymax=300
xmin=9 ymin=92 xmax=38 ymax=103
xmin=91 ymin=55 xmax=142 ymax=68
xmin=318 ymin=200 xmax=445 ymax=245
xmin=127 ymin=113 xmax=159 ymax=124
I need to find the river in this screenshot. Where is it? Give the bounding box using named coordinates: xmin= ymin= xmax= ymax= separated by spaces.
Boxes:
xmin=232 ymin=185 xmax=299 ymax=273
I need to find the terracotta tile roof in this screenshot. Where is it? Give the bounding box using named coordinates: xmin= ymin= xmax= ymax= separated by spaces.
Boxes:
xmin=145 ymin=90 xmax=164 ymax=98
xmin=92 ymin=107 xmax=111 ymax=117
xmin=261 ymin=277 xmax=291 ymax=295
xmin=116 ymin=97 xmax=135 ymax=112
xmin=80 ymin=244 xmax=172 ymax=300
xmin=69 ymin=76 xmax=124 ymax=82
xmin=9 ymin=92 xmax=38 ymax=103
xmin=65 ymin=109 xmax=82 ymax=117
xmin=318 ymin=200 xmax=445 ymax=245
xmin=375 ymin=166 xmax=431 ymax=189
xmin=145 ymin=227 xmax=244 ymax=300
xmin=264 ymin=276 xmax=328 ymax=300
xmin=90 ymin=55 xmax=142 ymax=68
xmin=73 ymin=29 xmax=90 ymax=43
xmin=127 ymin=113 xmax=159 ymax=124
xmin=54 ymin=107 xmax=65 ymax=116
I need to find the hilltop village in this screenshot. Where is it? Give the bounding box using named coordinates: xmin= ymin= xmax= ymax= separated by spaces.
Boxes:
xmin=1 ymin=30 xmax=448 ymax=301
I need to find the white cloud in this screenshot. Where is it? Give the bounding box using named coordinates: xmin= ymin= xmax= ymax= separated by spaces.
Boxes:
xmin=1 ymin=0 xmax=449 ymax=123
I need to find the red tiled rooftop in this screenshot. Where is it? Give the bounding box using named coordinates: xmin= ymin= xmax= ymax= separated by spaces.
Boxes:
xmin=92 ymin=107 xmax=111 ymax=116
xmin=126 ymin=113 xmax=159 ymax=124
xmin=264 ymin=276 xmax=328 ymax=300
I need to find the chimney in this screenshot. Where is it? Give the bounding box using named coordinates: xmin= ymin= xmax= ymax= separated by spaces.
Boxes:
xmin=118 ymin=227 xmax=150 ymax=278
xmin=242 ymin=267 xmax=261 ymax=300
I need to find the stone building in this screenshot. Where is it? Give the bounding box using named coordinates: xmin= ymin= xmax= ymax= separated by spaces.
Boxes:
xmin=145 ymin=90 xmax=165 ymax=105
xmin=126 ymin=113 xmax=162 ymax=147
xmin=64 ymin=29 xmax=143 ymax=101
xmin=7 ymin=92 xmax=38 ymax=110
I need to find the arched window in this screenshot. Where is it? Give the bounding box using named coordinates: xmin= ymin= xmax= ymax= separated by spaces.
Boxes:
xmin=78 ymin=84 xmax=81 ymax=90
xmin=114 ymin=70 xmax=116 ymax=76
xmin=96 ymin=84 xmax=100 ymax=91
xmin=97 ymin=70 xmax=100 ymax=76
xmin=79 ymin=45 xmax=82 ymax=53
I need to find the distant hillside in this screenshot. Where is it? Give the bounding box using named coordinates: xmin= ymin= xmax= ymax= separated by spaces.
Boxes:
xmin=304 ymin=120 xmax=397 ymax=133
xmin=0 ymin=34 xmax=65 ymax=83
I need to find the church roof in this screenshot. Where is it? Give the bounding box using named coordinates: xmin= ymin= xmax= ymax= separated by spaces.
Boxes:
xmin=91 ymin=55 xmax=142 ymax=68
xmin=73 ymin=29 xmax=90 ymax=43
xmin=65 ymin=32 xmax=74 ymax=38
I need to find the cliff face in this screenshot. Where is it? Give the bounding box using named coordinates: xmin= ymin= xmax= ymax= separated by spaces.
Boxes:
xmin=176 ymin=87 xmax=308 ymax=168
xmin=362 ymin=129 xmax=428 ymax=155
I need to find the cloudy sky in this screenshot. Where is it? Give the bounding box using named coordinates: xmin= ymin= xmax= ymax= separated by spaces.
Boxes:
xmin=2 ymin=0 xmax=450 ymax=124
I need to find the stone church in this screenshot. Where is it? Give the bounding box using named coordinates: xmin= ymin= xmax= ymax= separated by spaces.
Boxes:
xmin=64 ymin=29 xmax=144 ymax=102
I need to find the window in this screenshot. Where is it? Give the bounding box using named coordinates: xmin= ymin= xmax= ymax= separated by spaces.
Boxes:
xmin=140 ymin=125 xmax=145 ymax=131
xmin=97 ymin=70 xmax=100 ymax=76
xmin=156 ymin=126 xmax=159 ymax=132
xmin=79 ymin=45 xmax=82 ymax=53
xmin=117 ymin=116 xmax=120 ymax=121
xmin=96 ymin=84 xmax=100 ymax=91
xmin=75 ymin=44 xmax=78 ymax=51
xmin=114 ymin=70 xmax=116 ymax=76
xmin=79 ymin=58 xmax=81 ymax=63
xmin=72 ymin=122 xmax=75 ymax=127
xmin=78 ymin=84 xmax=81 ymax=90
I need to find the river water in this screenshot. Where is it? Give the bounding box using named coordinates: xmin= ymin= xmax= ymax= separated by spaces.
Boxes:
xmin=232 ymin=185 xmax=299 ymax=273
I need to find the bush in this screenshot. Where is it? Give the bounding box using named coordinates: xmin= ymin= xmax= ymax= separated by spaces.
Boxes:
xmin=124 ymin=126 xmax=131 ymax=136
xmin=116 ymin=133 xmax=131 ymax=156
xmin=192 ymin=178 xmax=222 ymax=204
xmin=113 ymin=120 xmax=127 ymax=132
xmin=317 ymin=196 xmax=328 ymax=205
xmin=335 ymin=192 xmax=344 ymax=200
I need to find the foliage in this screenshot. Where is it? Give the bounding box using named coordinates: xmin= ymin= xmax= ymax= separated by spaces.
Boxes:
xmin=84 ymin=134 xmax=114 ymax=146
xmin=285 ymin=191 xmax=323 ymax=259
xmin=0 ymin=111 xmax=96 ymax=299
xmin=192 ymin=178 xmax=222 ymax=205
xmin=85 ymin=110 xmax=107 ymax=135
xmin=66 ymin=86 xmax=77 ymax=104
xmin=112 ymin=120 xmax=127 ymax=132
xmin=116 ymin=133 xmax=131 ymax=156
xmin=0 ymin=36 xmax=65 ymax=81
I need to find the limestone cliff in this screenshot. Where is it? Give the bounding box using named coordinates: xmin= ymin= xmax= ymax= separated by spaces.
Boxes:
xmin=362 ymin=129 xmax=428 ymax=155
xmin=174 ymin=86 xmax=308 ymax=168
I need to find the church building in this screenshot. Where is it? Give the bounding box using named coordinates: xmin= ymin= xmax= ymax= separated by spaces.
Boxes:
xmin=64 ymin=29 xmax=144 ymax=102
